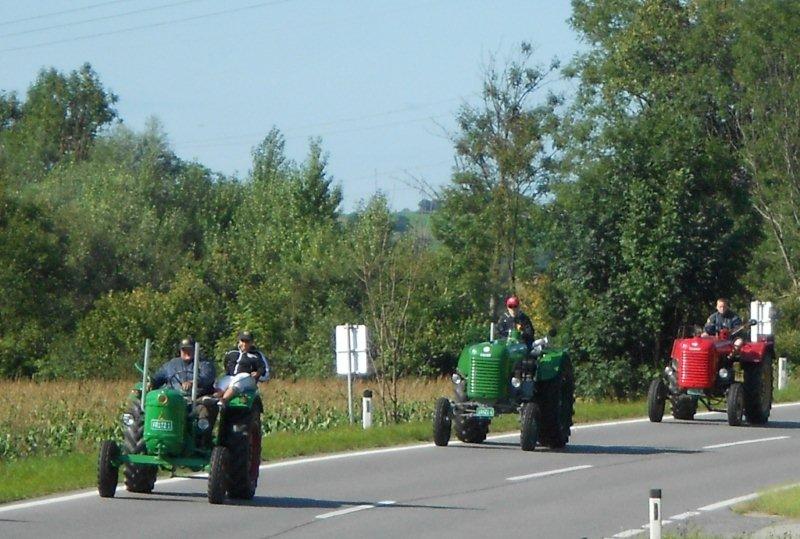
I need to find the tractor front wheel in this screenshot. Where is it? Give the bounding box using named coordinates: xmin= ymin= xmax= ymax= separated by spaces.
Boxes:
xmin=727 ymin=383 xmax=745 ymax=426
xmin=123 ymin=398 xmax=157 ymax=493
xmin=433 ymin=397 xmax=452 ymax=447
xmin=208 ymin=446 xmax=229 ymax=504
xmin=520 ymin=402 xmax=540 ymax=452
xmin=647 ymin=379 xmax=667 ymax=423
xmin=743 ymin=354 xmax=773 ymax=425
xmin=228 ymin=412 xmax=262 ymax=500
xmin=98 ymin=440 xmax=120 ymax=498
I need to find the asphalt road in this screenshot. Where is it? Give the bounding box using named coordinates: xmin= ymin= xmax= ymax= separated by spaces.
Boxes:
xmin=3 ymin=403 xmax=800 ymax=539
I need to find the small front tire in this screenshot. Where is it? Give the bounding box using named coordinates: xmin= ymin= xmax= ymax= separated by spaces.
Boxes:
xmin=98 ymin=440 xmax=120 ymax=498
xmin=520 ymin=402 xmax=540 ymax=452
xmin=433 ymin=397 xmax=452 ymax=447
xmin=208 ymin=446 xmax=229 ymax=504
xmin=647 ymin=379 xmax=666 ymax=423
xmin=727 ymin=382 xmax=745 ymax=427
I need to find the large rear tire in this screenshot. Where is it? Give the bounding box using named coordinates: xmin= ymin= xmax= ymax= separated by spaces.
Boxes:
xmin=647 ymin=378 xmax=666 ymax=423
xmin=727 ymin=382 xmax=745 ymax=426
xmin=208 ymin=446 xmax=229 ymax=505
xmin=672 ymin=395 xmax=697 ymax=420
xmin=743 ymin=354 xmax=773 ymax=425
xmin=98 ymin=440 xmax=120 ymax=498
xmin=433 ymin=397 xmax=452 ymax=447
xmin=520 ymin=402 xmax=540 ymax=451
xmin=123 ymin=397 xmax=157 ymax=493
xmin=537 ymin=357 xmax=575 ymax=449
xmin=227 ymin=411 xmax=262 ymax=500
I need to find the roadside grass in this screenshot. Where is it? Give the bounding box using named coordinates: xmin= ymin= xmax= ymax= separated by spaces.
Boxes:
xmin=734 ymin=485 xmax=800 ymax=519
xmin=0 ymin=453 xmax=97 ymax=503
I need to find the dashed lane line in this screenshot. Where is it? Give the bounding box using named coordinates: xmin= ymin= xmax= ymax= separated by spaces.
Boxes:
xmin=506 ymin=464 xmax=593 ymax=482
xmin=702 ymin=435 xmax=789 ymax=450
xmin=315 ymin=500 xmax=395 ymax=520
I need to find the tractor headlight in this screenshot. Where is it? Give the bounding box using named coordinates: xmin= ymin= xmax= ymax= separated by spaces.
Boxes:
xmin=451 ymin=373 xmax=463 ymax=384
xmin=719 ymin=368 xmax=730 ymax=380
xmin=121 ymin=413 xmax=134 ymax=427
xmin=197 ymin=418 xmax=210 ymax=431
xmin=511 ymin=377 xmax=521 ymax=388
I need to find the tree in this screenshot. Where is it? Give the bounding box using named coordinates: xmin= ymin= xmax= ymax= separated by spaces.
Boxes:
xmin=434 ymin=43 xmax=560 ymax=318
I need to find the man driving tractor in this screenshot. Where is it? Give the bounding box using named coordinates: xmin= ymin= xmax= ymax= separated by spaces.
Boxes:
xmin=497 ymin=296 xmax=535 ymax=350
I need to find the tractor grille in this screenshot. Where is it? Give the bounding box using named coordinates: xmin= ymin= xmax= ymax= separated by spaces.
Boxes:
xmin=467 ymin=356 xmax=503 ymax=399
xmin=678 ymin=348 xmax=714 ymax=389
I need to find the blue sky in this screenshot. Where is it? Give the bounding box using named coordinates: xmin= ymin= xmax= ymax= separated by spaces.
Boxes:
xmin=1 ymin=1 xmax=582 ymax=210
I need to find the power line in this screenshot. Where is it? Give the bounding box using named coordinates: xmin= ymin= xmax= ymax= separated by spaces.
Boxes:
xmin=0 ymin=0 xmax=294 ymax=53
xmin=0 ymin=0 xmax=132 ymax=27
xmin=0 ymin=0 xmax=208 ymax=40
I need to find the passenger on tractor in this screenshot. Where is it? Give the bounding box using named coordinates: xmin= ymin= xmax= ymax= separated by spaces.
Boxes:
xmin=215 ymin=330 xmax=270 ymax=408
xmin=497 ymin=296 xmax=535 ymax=350
xmin=702 ymin=298 xmax=745 ymax=351
xmin=151 ymin=338 xmax=218 ymax=446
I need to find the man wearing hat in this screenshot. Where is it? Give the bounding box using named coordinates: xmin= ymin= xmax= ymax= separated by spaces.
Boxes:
xmin=217 ymin=331 xmax=270 ymax=406
xmin=151 ymin=337 xmax=218 ymax=447
xmin=497 ymin=296 xmax=535 ymax=350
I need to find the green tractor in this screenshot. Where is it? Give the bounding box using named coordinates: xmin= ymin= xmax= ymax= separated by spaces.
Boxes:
xmin=433 ymin=329 xmax=574 ymax=451
xmin=97 ymin=341 xmax=263 ymax=504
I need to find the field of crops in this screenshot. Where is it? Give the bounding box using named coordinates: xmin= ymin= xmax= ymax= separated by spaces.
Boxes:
xmin=0 ymin=377 xmax=449 ymax=460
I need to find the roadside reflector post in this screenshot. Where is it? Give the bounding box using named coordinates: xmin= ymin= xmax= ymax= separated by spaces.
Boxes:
xmin=649 ymin=489 xmax=662 ymax=539
xmin=362 ymin=389 xmax=373 ymax=429
xmin=779 ymin=357 xmax=788 ymax=390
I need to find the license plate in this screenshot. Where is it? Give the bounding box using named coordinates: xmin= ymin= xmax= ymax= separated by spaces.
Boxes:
xmin=475 ymin=406 xmax=495 ymax=418
xmin=687 ymin=389 xmax=704 ymax=396
xmin=150 ymin=419 xmax=173 ymax=431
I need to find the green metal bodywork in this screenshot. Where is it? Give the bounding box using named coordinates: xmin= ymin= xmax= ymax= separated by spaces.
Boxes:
xmin=455 ymin=335 xmax=567 ymax=403
xmin=144 ymin=388 xmax=187 ymax=455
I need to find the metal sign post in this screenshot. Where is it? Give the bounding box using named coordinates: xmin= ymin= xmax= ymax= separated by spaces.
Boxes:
xmin=335 ymin=324 xmax=369 ymax=425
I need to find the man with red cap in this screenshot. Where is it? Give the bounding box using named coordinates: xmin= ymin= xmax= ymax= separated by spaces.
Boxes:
xmin=497 ymin=296 xmax=535 ymax=349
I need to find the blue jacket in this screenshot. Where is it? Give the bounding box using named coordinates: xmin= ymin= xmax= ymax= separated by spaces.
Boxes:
xmin=151 ymin=357 xmax=216 ymax=395
xmin=704 ymin=311 xmax=743 ymax=336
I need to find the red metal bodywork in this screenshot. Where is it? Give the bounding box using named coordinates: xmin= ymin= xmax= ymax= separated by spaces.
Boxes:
xmin=671 ymin=334 xmax=773 ymax=391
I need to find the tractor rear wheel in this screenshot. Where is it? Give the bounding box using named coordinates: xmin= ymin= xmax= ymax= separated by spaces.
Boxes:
xmin=743 ymin=354 xmax=773 ymax=425
xmin=520 ymin=402 xmax=540 ymax=451
xmin=672 ymin=395 xmax=697 ymax=420
xmin=433 ymin=397 xmax=452 ymax=447
xmin=227 ymin=411 xmax=262 ymax=500
xmin=98 ymin=440 xmax=120 ymax=498
xmin=647 ymin=379 xmax=666 ymax=423
xmin=727 ymin=383 xmax=745 ymax=426
xmin=123 ymin=398 xmax=157 ymax=493
xmin=208 ymin=446 xmax=229 ymax=504
xmin=537 ymin=357 xmax=575 ymax=449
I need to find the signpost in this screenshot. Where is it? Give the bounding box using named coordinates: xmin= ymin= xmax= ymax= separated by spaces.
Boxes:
xmin=335 ymin=324 xmax=369 ymax=424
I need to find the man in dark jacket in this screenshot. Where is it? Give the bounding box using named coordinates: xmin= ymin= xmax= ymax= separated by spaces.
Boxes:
xmin=497 ymin=296 xmax=535 ymax=349
xmin=702 ymin=298 xmax=743 ymax=337
xmin=151 ymin=338 xmax=217 ymax=447
xmin=217 ymin=331 xmax=270 ymax=406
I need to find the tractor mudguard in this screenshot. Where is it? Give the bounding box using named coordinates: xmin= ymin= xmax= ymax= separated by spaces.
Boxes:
xmin=536 ymin=349 xmax=568 ymax=382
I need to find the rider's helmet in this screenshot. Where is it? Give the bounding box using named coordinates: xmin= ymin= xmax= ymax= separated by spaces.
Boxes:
xmin=506 ymin=296 xmax=520 ymax=309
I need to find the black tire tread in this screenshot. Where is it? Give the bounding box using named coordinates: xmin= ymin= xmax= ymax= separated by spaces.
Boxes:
xmin=227 ymin=412 xmax=261 ymax=500
xmin=647 ymin=378 xmax=666 ymax=423
xmin=123 ymin=397 xmax=157 ymax=493
xmin=98 ymin=440 xmax=119 ymax=498
xmin=743 ymin=355 xmax=773 ymax=425
xmin=208 ymin=446 xmax=228 ymax=504
xmin=537 ymin=358 xmax=575 ymax=449
xmin=433 ymin=397 xmax=452 ymax=447
xmin=520 ymin=402 xmax=539 ymax=451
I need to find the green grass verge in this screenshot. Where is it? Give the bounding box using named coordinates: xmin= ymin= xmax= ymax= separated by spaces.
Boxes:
xmin=735 ymin=485 xmax=800 ymax=518
xmin=3 ymin=394 xmax=797 ymax=506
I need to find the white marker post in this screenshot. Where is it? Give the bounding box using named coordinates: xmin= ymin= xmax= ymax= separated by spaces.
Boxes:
xmin=191 ymin=342 xmax=200 ymax=403
xmin=649 ymin=489 xmax=662 ymax=539
xmin=779 ymin=357 xmax=788 ymax=390
xmin=346 ymin=325 xmax=354 ymax=424
xmin=362 ymin=389 xmax=373 ymax=429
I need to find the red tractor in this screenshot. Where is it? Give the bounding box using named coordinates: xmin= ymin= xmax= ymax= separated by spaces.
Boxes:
xmin=647 ymin=320 xmax=774 ymax=426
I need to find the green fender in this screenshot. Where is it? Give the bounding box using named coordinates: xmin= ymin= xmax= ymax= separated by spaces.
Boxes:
xmin=536 ymin=349 xmax=569 ymax=382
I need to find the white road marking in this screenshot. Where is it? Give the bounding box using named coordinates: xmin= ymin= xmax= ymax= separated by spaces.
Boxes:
xmin=506 ymin=464 xmax=593 ymax=482
xmin=3 ymin=401 xmax=800 ymax=513
xmin=642 ymin=521 xmax=672 ymax=527
xmin=698 ymin=493 xmax=759 ymax=511
xmin=611 ymin=529 xmax=644 ymax=537
xmin=702 ymin=435 xmax=789 ymax=450
xmin=315 ymin=500 xmax=395 ymax=519
xmin=669 ymin=511 xmax=700 ymax=520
